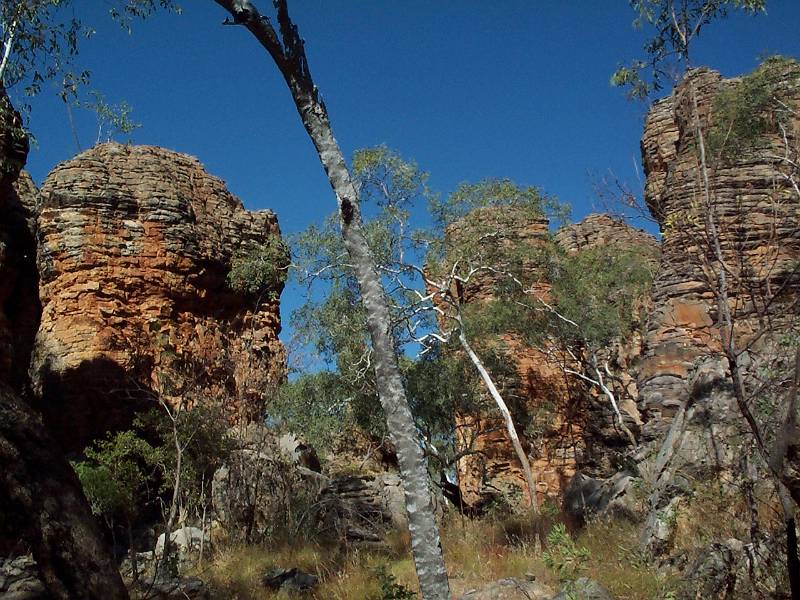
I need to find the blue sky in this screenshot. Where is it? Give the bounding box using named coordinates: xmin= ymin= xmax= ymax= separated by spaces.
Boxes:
xmin=19 ymin=1 xmax=800 ymax=358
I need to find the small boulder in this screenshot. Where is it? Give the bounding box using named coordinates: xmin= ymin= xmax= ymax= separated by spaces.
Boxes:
xmin=133 ymin=576 xmax=209 ymax=599
xmin=563 ymin=472 xmax=636 ymax=524
xmin=261 ymin=567 xmax=318 ymax=592
xmin=552 ymin=578 xmax=614 ymax=600
xmin=0 ymin=555 xmax=47 ymax=600
xmin=155 ymin=526 xmax=210 ymax=556
xmin=458 ymin=577 xmax=553 ymax=599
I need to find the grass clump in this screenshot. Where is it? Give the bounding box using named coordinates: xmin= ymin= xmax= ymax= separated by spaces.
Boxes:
xmin=197 ymin=509 xmax=677 ymax=600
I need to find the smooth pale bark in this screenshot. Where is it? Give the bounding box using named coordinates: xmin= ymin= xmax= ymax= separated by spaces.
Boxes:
xmin=212 ymin=2 xmax=450 ymax=597
xmin=456 ymin=327 xmax=539 ymax=512
xmin=0 ymin=384 xmax=129 ymax=599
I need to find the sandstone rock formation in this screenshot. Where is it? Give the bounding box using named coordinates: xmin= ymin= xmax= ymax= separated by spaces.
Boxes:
xmin=32 ymin=143 xmax=287 ymax=451
xmin=635 ymin=61 xmax=800 ymax=555
xmin=451 ymin=212 xmax=658 ymax=509
xmin=553 ymin=213 xmax=657 ymax=256
xmin=638 ymin=64 xmax=800 ymax=443
xmin=0 ymin=94 xmax=131 ymax=599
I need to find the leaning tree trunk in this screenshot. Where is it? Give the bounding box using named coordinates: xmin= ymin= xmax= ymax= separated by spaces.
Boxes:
xmin=457 ymin=326 xmax=539 ymax=512
xmin=0 ymin=384 xmax=129 ymax=599
xmin=213 ymin=1 xmax=450 ymax=597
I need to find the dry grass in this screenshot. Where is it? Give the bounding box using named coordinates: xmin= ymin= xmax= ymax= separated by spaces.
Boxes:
xmin=578 ymin=518 xmax=676 ymax=600
xmin=197 ymin=511 xmax=673 ymax=599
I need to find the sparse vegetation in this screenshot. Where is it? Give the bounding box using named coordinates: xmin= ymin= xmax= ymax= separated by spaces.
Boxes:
xmin=193 ymin=511 xmax=676 ymax=600
xmin=228 ymin=234 xmax=291 ymax=301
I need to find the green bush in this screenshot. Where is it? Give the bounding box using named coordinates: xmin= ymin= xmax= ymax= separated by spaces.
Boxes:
xmin=372 ymin=564 xmax=417 ymax=600
xmin=72 ymin=429 xmax=156 ymax=525
xmin=542 ymin=523 xmax=591 ymax=583
xmin=709 ymin=56 xmax=800 ymax=161
xmin=227 ymin=233 xmax=290 ymax=300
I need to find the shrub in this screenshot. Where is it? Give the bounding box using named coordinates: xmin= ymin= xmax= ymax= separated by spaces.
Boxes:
xmin=542 ymin=523 xmax=590 ymax=583
xmin=228 ymin=233 xmax=290 ymax=300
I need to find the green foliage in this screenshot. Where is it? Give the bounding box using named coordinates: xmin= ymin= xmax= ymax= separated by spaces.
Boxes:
xmin=353 ymin=144 xmax=430 ymax=209
xmin=426 ymin=179 xmax=567 ymax=296
xmin=0 ymin=0 xmax=178 ymax=109
xmin=430 ymin=178 xmax=567 ymax=232
xmin=371 ymin=564 xmax=417 ymax=600
xmin=550 ymin=243 xmax=657 ymax=349
xmin=79 ymin=90 xmax=142 ymax=144
xmin=708 ymin=55 xmax=800 ymax=160
xmin=403 ymin=344 xmax=508 ymax=469
xmin=288 ymin=147 xmax=437 ymax=443
xmin=74 ymin=403 xmax=232 ymax=528
xmin=228 ymin=233 xmax=290 ymax=300
xmin=72 ymin=429 xmax=156 ymax=523
xmin=612 ymin=0 xmax=766 ymax=99
xmin=272 ymin=371 xmax=356 ymax=452
xmin=134 ymin=404 xmax=232 ymax=510
xmin=542 ymin=523 xmax=591 ymax=583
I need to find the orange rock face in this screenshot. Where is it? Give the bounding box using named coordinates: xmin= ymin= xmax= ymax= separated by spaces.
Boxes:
xmin=32 ymin=144 xmax=287 ymax=451
xmin=450 ymin=212 xmax=657 ymax=508
xmin=637 ymin=65 xmax=800 ymax=441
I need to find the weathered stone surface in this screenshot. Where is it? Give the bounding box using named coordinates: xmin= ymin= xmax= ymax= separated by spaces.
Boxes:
xmin=562 ymin=472 xmax=637 ymax=524
xmin=154 ymin=527 xmax=210 ymax=558
xmin=0 ymin=91 xmax=39 ymax=394
xmin=261 ymin=567 xmax=318 ymax=592
xmin=552 ymin=578 xmax=614 ymax=600
xmin=635 ymin=62 xmax=800 ymax=566
xmin=132 ymin=576 xmax=209 ymax=600
xmin=458 ymin=577 xmax=553 ymax=600
xmin=32 ymin=143 xmax=287 ymax=451
xmin=0 ymin=99 xmax=130 ymax=598
xmin=637 ymin=65 xmax=800 ymax=442
xmin=0 ymin=555 xmax=47 ymax=599
xmin=315 ymin=472 xmax=412 ymax=545
xmin=212 ymin=426 xmax=326 ymax=543
xmin=554 ymin=214 xmax=658 ymax=256
xmin=680 ymin=537 xmax=788 ymax=600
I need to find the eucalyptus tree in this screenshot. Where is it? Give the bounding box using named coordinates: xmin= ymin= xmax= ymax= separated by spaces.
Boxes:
xmin=0 ymin=0 xmax=177 ymax=105
xmin=612 ymin=0 xmax=766 ymax=99
xmin=288 ymin=148 xmax=523 ymax=513
xmin=212 ymin=3 xmax=451 ymax=596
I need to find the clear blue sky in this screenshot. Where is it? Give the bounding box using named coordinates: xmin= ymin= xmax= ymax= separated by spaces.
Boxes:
xmin=20 ymin=1 xmax=800 ymax=358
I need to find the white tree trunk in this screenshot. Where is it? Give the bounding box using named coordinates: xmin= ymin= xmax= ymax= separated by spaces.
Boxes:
xmin=457 ymin=327 xmax=539 ymax=512
xmin=213 ymin=2 xmax=450 ymax=597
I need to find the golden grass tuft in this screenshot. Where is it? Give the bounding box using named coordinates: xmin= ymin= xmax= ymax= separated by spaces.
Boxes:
xmin=196 ymin=510 xmax=677 ymax=599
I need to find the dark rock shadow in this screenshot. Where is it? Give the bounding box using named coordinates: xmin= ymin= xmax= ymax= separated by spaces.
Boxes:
xmin=36 ymin=357 xmax=153 ymax=455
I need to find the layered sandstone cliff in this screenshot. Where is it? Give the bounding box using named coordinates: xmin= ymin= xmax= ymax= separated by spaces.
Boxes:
xmin=33 ymin=143 xmax=287 ymax=452
xmin=635 ymin=62 xmax=800 ymax=554
xmin=638 ymin=63 xmax=800 ymax=444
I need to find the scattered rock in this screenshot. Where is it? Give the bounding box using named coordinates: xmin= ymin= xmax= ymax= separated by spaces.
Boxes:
xmin=261 ymin=567 xmax=318 ymax=592
xmin=458 ymin=577 xmax=553 ymax=599
xmin=563 ymin=472 xmax=637 ymax=523
xmin=133 ymin=576 xmax=210 ymax=599
xmin=552 ymin=577 xmax=614 ymax=600
xmin=0 ymin=555 xmax=46 ymax=599
xmin=155 ymin=526 xmax=210 ymax=556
